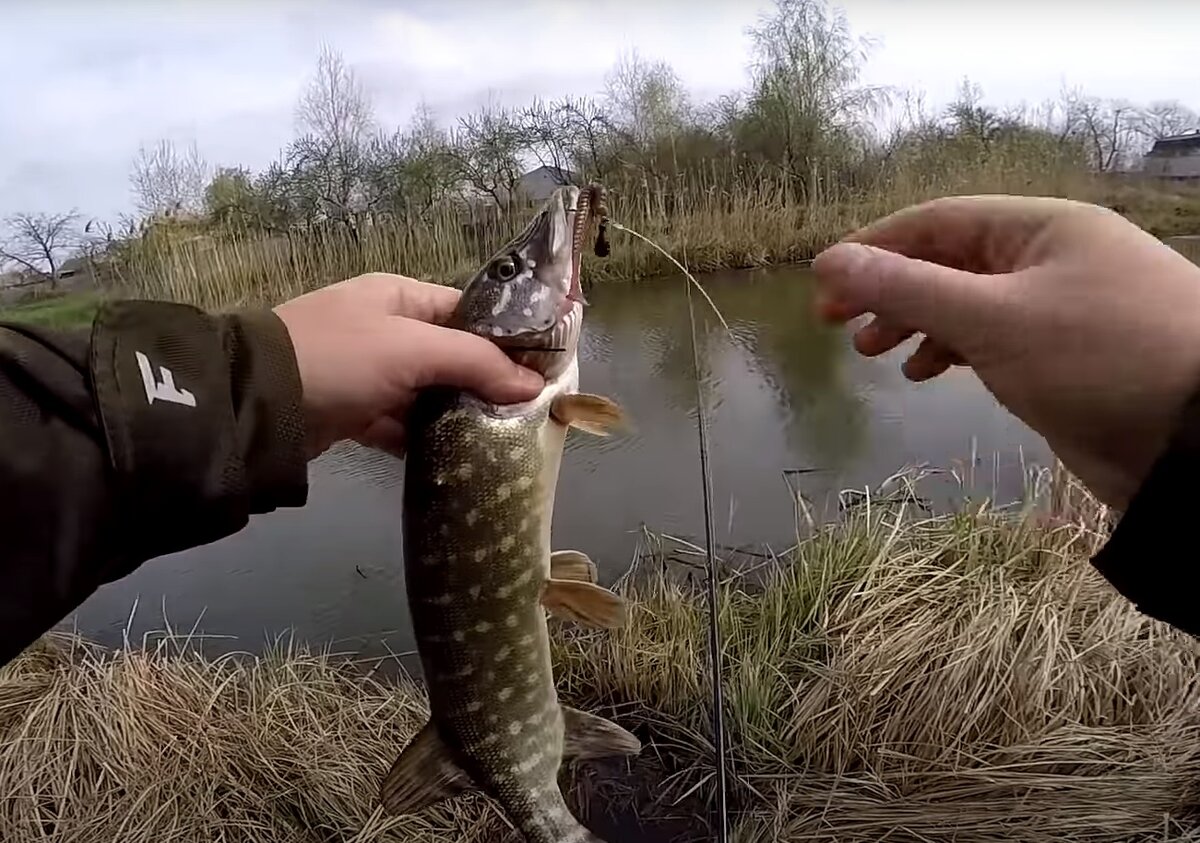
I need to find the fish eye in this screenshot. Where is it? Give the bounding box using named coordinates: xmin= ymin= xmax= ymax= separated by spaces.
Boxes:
xmin=491 ymin=254 xmax=521 ymax=282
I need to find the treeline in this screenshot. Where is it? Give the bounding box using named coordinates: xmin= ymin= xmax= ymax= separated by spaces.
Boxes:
xmin=2 ymin=0 xmax=1197 ymax=293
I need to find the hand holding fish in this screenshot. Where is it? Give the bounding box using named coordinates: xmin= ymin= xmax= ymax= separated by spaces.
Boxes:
xmin=813 ymin=195 xmax=1200 ymax=510
xmin=273 ymin=272 xmax=545 ymax=459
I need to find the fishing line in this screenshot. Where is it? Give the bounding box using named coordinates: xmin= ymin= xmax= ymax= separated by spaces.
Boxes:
xmin=605 ymin=219 xmax=731 ymax=843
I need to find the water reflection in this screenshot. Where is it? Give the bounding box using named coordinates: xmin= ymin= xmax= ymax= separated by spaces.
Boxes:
xmin=66 ymin=266 xmax=1052 ymax=657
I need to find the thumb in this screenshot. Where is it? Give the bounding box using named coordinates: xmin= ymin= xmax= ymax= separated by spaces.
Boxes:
xmin=813 ymin=242 xmax=996 ymax=348
xmin=404 ymin=320 xmax=545 ymax=403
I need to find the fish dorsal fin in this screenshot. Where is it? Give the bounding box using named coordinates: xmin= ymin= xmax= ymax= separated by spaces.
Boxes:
xmin=562 ymin=705 xmax=642 ymax=761
xmin=541 ymin=579 xmax=627 ymax=629
xmin=550 ymin=393 xmax=628 ymax=436
xmin=550 ymin=550 xmax=597 ymax=583
xmin=379 ymin=720 xmax=473 ymax=815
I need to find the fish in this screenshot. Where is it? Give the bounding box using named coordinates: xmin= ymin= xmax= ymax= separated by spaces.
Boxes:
xmin=380 ymin=183 xmax=641 ymax=843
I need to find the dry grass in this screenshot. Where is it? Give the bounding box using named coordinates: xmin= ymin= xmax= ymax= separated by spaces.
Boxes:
xmin=3 ymin=465 xmax=1199 ymax=841
xmin=106 ymin=140 xmax=1200 ymax=313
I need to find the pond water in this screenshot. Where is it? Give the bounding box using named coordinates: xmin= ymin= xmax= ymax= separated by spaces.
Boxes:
xmin=65 ymin=265 xmax=1052 ymax=658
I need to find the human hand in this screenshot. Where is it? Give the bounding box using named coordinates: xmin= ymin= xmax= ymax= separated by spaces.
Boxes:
xmin=812 ymin=195 xmax=1200 ymax=510
xmin=272 ymin=273 xmax=544 ymax=459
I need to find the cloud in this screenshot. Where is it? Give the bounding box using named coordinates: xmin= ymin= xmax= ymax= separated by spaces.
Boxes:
xmin=1 ymin=0 xmax=1196 ymax=222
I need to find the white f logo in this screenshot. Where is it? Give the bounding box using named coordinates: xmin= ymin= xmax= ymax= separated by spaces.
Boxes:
xmin=136 ymin=351 xmax=196 ymax=408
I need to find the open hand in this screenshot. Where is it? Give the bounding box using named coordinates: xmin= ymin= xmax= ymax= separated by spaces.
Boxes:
xmin=272 ymin=273 xmax=544 ymax=459
xmin=813 ymin=195 xmax=1200 ymax=509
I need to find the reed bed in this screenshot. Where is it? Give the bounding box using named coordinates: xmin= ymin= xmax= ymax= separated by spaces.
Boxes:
xmin=112 ymin=143 xmax=1127 ymax=312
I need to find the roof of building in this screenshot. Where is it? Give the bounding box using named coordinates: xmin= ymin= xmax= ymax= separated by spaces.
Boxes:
xmin=1147 ymin=131 xmax=1200 ymax=155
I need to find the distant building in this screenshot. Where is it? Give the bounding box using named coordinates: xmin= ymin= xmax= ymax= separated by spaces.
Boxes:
xmin=513 ymin=165 xmax=579 ymax=202
xmin=1141 ymin=131 xmax=1200 ymax=181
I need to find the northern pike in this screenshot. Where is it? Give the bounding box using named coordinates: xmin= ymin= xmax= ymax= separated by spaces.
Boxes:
xmin=380 ymin=184 xmax=641 ymax=843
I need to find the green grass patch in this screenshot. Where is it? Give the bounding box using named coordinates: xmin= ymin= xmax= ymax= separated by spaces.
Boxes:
xmin=0 ymin=290 xmax=103 ymax=329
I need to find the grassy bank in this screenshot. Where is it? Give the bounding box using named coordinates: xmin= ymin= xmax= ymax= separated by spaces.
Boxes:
xmin=110 ymin=146 xmax=1200 ymax=313
xmin=0 ymin=290 xmax=103 ymax=329
xmin=3 ymin=465 xmax=1198 ymax=842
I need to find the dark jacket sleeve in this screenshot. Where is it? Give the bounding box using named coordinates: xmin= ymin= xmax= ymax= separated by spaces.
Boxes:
xmin=1091 ymin=387 xmax=1200 ymax=637
xmin=0 ymin=299 xmax=309 ymax=666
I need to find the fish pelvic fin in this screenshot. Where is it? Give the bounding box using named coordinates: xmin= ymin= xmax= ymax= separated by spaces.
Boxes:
xmin=379 ymin=720 xmax=473 ymax=816
xmin=551 ymin=392 xmax=628 ymax=437
xmin=541 ymin=579 xmax=627 ymax=629
xmin=562 ymin=705 xmax=642 ymax=761
xmin=550 ymin=549 xmax=598 ymax=583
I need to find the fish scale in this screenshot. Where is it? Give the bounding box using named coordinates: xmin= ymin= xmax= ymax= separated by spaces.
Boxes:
xmin=380 ymin=185 xmax=640 ymax=843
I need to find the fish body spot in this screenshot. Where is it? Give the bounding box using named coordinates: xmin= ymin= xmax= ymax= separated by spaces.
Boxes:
xmin=475 ymin=621 xmax=492 ymax=633
xmin=498 ymin=687 xmax=513 ymax=701
xmin=474 ymin=549 xmax=487 ymax=563
xmin=466 ymin=701 xmax=482 ymax=712
xmin=495 ymin=645 xmax=512 ymax=662
xmin=505 ymin=614 xmax=518 ymax=628
xmin=495 ymin=485 xmax=511 ymax=501
xmin=452 ymin=630 xmax=465 ymax=642
xmin=457 ymin=464 xmax=474 ymax=480
xmin=499 ymin=535 xmax=515 ymax=552
xmin=465 ymin=509 xmax=479 ymax=526
xmin=469 ymin=585 xmax=481 ymax=599
xmin=508 ymin=721 xmax=523 ymax=736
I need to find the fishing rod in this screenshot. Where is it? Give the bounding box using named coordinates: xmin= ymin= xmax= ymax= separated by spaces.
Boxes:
xmin=606 ymin=220 xmax=731 ymax=843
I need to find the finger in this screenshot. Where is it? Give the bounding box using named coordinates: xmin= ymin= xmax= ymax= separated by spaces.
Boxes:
xmin=814 ymin=291 xmax=866 ymax=323
xmin=853 ymin=316 xmax=915 ymax=357
xmin=398 ymin=319 xmax=545 ymax=403
xmin=342 ymin=273 xmax=464 ymax=323
xmin=356 ymin=416 xmax=407 ymax=459
xmin=838 ymin=194 xmax=1082 ymax=274
xmin=813 ymin=241 xmax=998 ymax=352
xmin=902 ymin=336 xmax=958 ymax=382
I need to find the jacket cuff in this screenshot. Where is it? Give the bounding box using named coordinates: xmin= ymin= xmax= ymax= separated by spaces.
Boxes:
xmin=1089 ymin=387 xmax=1200 ymax=637
xmin=217 ymin=307 xmax=309 ymax=513
xmin=90 ymin=300 xmax=308 ymax=559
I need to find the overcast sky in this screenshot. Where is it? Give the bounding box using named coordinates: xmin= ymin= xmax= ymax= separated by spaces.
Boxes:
xmin=2 ymin=0 xmax=1197 ymax=223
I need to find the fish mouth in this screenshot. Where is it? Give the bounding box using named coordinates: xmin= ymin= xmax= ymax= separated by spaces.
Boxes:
xmin=489 ymin=184 xmax=607 ymax=376
xmin=499 ymin=303 xmax=584 ymax=376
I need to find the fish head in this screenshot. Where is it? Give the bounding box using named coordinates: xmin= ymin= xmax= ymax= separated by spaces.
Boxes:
xmin=453 ymin=184 xmax=605 ymax=378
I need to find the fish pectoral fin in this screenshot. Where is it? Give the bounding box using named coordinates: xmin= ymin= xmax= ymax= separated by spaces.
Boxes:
xmin=550 ymin=550 xmax=598 ymax=583
xmin=380 ymin=720 xmax=473 ymax=815
xmin=541 ymin=579 xmax=627 ymax=629
xmin=550 ymin=393 xmax=628 ymax=436
xmin=562 ymin=705 xmax=642 ymax=760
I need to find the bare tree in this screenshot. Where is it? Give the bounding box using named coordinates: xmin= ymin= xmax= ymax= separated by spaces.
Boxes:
xmin=1069 ymin=95 xmax=1142 ymax=172
xmin=290 ymin=46 xmax=376 ymax=228
xmin=296 ymin=44 xmax=375 ymax=149
xmin=447 ymin=101 xmax=527 ymax=210
xmin=1136 ymin=100 xmax=1199 ymax=142
xmin=130 ymin=139 xmax=210 ymax=217
xmin=743 ymin=0 xmax=890 ymax=198
xmin=0 ymin=210 xmax=81 ymax=286
xmin=603 ymin=49 xmax=691 ymax=148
